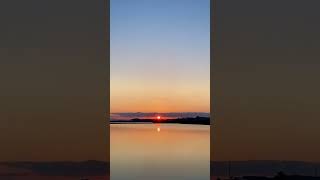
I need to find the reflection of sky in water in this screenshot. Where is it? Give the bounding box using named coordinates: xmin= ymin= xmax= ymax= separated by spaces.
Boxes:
xmin=110 ymin=112 xmax=210 ymax=120
xmin=111 ymin=124 xmax=210 ymax=180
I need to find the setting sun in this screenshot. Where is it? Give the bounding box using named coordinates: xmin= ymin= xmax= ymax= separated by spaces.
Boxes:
xmin=157 ymin=116 xmax=161 ymax=120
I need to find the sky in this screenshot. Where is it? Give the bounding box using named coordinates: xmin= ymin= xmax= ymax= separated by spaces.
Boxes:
xmin=110 ymin=0 xmax=210 ymax=113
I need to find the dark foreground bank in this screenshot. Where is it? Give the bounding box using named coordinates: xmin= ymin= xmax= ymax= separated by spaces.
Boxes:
xmin=211 ymin=161 xmax=320 ymax=180
xmin=0 ymin=161 xmax=109 ymax=180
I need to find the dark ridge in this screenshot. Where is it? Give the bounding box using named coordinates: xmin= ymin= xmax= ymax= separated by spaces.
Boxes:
xmin=111 ymin=116 xmax=210 ymax=125
xmin=231 ymin=172 xmax=320 ymax=180
xmin=1 ymin=161 xmax=109 ymax=176
xmin=211 ymin=161 xmax=320 ymax=178
xmin=242 ymin=174 xmax=320 ymax=180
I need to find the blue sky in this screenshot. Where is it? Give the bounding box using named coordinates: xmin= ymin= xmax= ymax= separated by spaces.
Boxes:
xmin=110 ymin=0 xmax=210 ymax=113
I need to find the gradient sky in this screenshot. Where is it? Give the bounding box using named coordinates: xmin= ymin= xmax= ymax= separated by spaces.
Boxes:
xmin=110 ymin=0 xmax=210 ymax=113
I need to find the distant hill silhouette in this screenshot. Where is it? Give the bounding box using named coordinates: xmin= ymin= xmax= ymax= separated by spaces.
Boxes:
xmin=110 ymin=116 xmax=210 ymax=125
xmin=0 ymin=161 xmax=108 ymax=177
xmin=212 ymin=161 xmax=320 ymax=179
xmin=239 ymin=171 xmax=320 ymax=180
xmin=214 ymin=172 xmax=320 ymax=180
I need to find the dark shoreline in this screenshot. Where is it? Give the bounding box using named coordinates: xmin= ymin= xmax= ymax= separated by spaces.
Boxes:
xmin=0 ymin=161 xmax=109 ymax=178
xmin=110 ymin=116 xmax=210 ymax=125
xmin=211 ymin=160 xmax=320 ymax=179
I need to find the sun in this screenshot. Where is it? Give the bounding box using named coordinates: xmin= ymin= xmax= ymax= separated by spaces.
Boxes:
xmin=157 ymin=116 xmax=161 ymax=120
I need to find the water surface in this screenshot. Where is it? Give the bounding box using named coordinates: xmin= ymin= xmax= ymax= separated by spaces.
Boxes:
xmin=111 ymin=123 xmax=209 ymax=180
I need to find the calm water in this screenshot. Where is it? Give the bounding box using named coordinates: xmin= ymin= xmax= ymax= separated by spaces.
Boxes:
xmin=111 ymin=123 xmax=210 ymax=180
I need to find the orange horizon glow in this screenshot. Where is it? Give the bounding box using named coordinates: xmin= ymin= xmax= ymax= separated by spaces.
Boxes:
xmin=110 ymin=101 xmax=209 ymax=113
xmin=110 ymin=77 xmax=210 ymax=113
